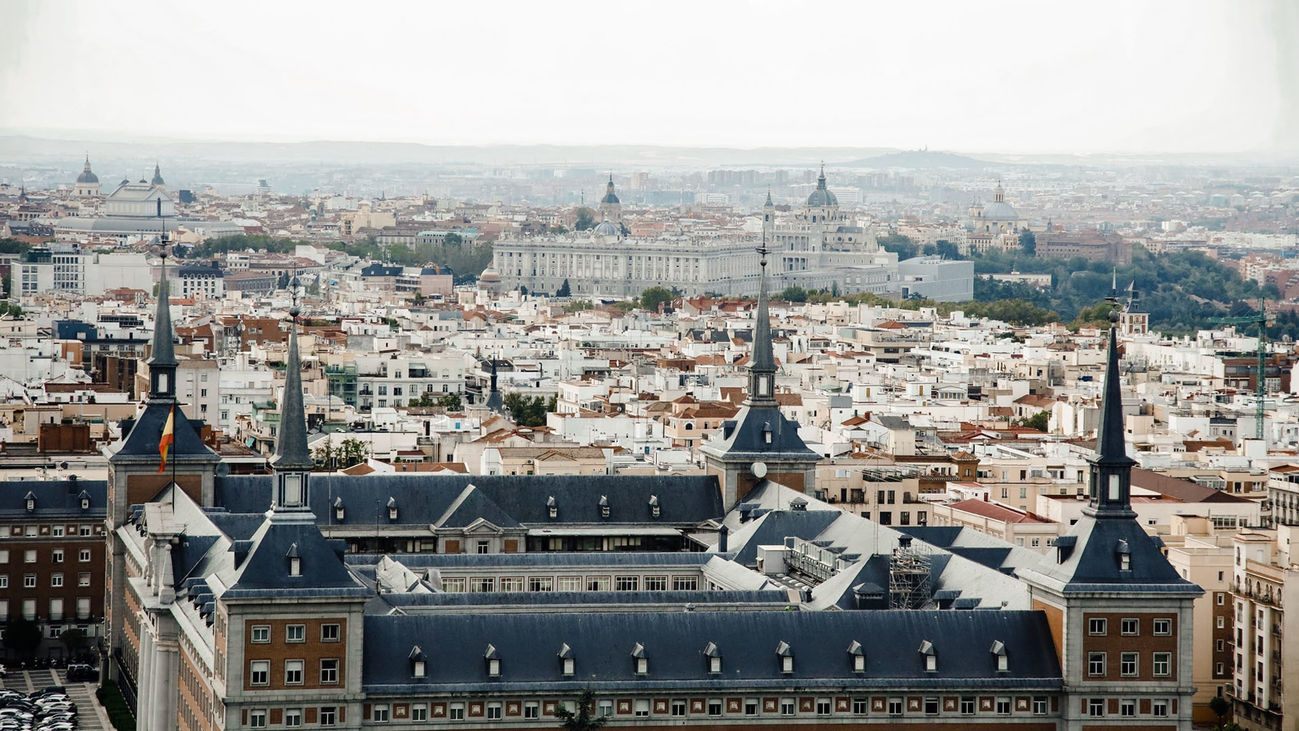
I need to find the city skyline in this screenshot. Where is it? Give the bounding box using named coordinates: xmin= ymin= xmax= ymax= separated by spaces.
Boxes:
xmin=1 ymin=0 xmax=1296 ymax=154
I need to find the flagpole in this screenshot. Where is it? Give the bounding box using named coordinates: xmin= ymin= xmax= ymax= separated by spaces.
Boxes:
xmin=171 ymin=403 xmax=177 ymax=507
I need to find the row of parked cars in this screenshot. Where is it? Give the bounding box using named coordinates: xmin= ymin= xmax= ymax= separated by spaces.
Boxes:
xmin=0 ymin=688 xmax=78 ymax=731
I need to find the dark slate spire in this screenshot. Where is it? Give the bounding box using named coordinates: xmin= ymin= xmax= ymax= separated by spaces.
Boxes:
xmin=1085 ymin=314 xmax=1136 ymax=518
xmin=272 ymin=312 xmax=313 ymax=475
xmin=148 ymin=247 xmax=178 ymax=400
xmin=747 ymin=240 xmax=777 ymax=406
xmin=764 ymin=188 xmax=774 ymax=207
xmin=152 ymin=162 xmax=165 ymax=186
xmin=485 ymin=356 xmax=504 ymax=412
xmin=816 ymin=163 xmax=827 ymax=190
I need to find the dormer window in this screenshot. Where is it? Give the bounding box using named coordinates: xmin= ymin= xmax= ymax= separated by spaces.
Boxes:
xmin=24 ymin=492 xmax=35 ymax=512
xmin=762 ymin=422 xmax=772 ymax=444
xmin=776 ymin=641 xmax=793 ymax=673
xmin=990 ymin=640 xmax=1008 ymax=672
xmin=547 ymin=496 xmax=557 ymax=519
xmin=847 ymin=640 xmax=865 ymax=673
xmin=649 ymin=495 xmax=660 ymax=519
xmin=704 ymin=642 xmax=721 ymax=674
xmin=387 ymin=496 xmax=398 ymax=521
xmin=79 ymin=497 xmax=90 ymax=511
xmin=485 ymin=644 xmax=501 ymax=677
xmin=599 ymin=495 xmax=610 ymax=519
xmin=286 ymin=543 xmax=301 ymax=577
xmin=333 ymin=497 xmax=345 ymax=522
xmin=631 ymin=643 xmax=648 ymax=675
xmin=558 ymin=643 xmax=574 ymax=676
xmin=1117 ymin=539 xmax=1131 ymax=571
xmin=409 ymin=646 xmax=425 ymax=678
xmin=919 ymin=640 xmax=936 ymax=672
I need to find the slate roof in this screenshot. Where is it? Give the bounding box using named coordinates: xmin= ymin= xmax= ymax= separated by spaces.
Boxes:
xmin=1017 ymin=515 xmax=1201 ymax=595
xmin=214 ymin=474 xmax=723 ymax=527
xmin=361 ymin=610 xmax=1061 ymax=693
xmin=0 ymin=480 xmax=105 ymax=519
xmin=110 ymin=400 xmax=219 ymax=466
xmin=374 ymin=590 xmax=786 ymax=610
xmin=223 ymin=516 xmax=369 ymax=600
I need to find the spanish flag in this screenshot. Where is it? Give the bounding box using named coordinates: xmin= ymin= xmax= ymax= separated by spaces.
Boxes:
xmin=158 ymin=405 xmax=175 ymax=474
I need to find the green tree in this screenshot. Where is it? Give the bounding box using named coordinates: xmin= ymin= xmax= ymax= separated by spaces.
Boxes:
xmin=59 ymin=627 xmax=90 ymax=660
xmin=1018 ymin=229 xmax=1036 ymax=255
xmin=639 ymin=286 xmax=674 ymax=312
xmin=4 ymin=617 xmax=42 ymax=660
xmin=1207 ymin=696 xmax=1230 ymax=727
xmin=555 ymin=690 xmax=607 ymax=731
xmin=1017 ymin=411 xmax=1050 ymax=432
xmin=0 ymin=238 xmax=32 ymax=255
xmin=564 ymin=300 xmax=593 ymax=313
xmin=935 ymin=240 xmax=962 ymax=259
xmin=338 ymin=438 xmax=370 ymax=468
xmin=574 ymin=208 xmax=596 ymax=231
xmin=0 ymin=302 xmax=24 ymax=319
xmin=556 ymin=279 xmax=572 ymax=297
xmin=779 ymin=286 xmax=808 ymax=303
xmin=877 ymin=233 xmax=918 ymax=260
xmin=436 ymin=393 xmax=463 ymax=411
xmin=503 ymin=393 xmax=554 ymax=427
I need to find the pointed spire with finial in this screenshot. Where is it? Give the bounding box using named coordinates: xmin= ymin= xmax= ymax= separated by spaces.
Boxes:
xmin=816 ymin=162 xmax=827 ymax=190
xmin=764 ymin=187 xmax=774 ymax=207
xmin=1085 ymin=308 xmax=1136 ymax=518
xmin=272 ymin=293 xmax=313 ymax=475
xmin=147 ymin=238 xmax=178 ymax=400
xmin=747 ymin=235 xmax=777 ymax=406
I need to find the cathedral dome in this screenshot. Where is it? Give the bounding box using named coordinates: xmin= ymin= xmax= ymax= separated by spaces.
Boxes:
xmin=981 ymin=201 xmax=1018 ymax=221
xmin=76 ymin=161 xmax=98 ymax=185
xmin=806 ymin=166 xmax=838 ymax=207
xmin=593 ymin=219 xmax=619 ymax=236
xmin=600 ymin=175 xmax=620 ymax=204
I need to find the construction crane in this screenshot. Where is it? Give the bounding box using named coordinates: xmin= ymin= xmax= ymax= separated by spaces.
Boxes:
xmin=1211 ymin=298 xmax=1269 ymax=440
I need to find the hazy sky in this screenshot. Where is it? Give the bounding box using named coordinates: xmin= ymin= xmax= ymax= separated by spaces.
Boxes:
xmin=1 ymin=0 xmax=1294 ymax=154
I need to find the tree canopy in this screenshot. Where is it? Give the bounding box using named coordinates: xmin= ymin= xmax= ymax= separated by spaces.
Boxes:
xmin=638 ymin=286 xmax=675 ymax=312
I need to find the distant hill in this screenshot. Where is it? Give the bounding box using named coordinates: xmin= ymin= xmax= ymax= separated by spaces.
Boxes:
xmin=838 ymin=150 xmax=999 ymax=169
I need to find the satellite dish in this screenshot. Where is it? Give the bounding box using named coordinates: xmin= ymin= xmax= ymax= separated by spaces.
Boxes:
xmin=751 ymin=461 xmax=768 ymax=479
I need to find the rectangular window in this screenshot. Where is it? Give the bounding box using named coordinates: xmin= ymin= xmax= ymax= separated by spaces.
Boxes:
xmin=1121 ymin=652 xmax=1138 ymax=677
xmin=1032 ymin=697 xmax=1047 ymax=715
xmin=251 ymin=625 xmax=270 ymax=643
xmin=441 ymin=578 xmax=466 ymax=593
xmin=78 ymin=572 xmax=91 ymax=587
xmin=1153 ymin=618 xmax=1172 ymax=636
xmin=79 ymin=550 xmax=91 ymax=562
xmin=318 ymin=709 xmax=335 ymax=727
xmin=1121 ymin=617 xmax=1139 ymax=635
xmin=887 ymin=698 xmax=903 ymax=716
xmin=286 ymin=624 xmax=305 ymax=643
xmin=670 ymin=700 xmax=686 ymax=717
xmin=644 ymin=575 xmax=667 ymax=591
xmin=0 ymin=577 xmax=6 ymax=589
xmin=24 ymin=550 xmax=36 ymax=563
xmin=470 ymin=577 xmax=496 ymax=593
xmin=284 ymin=710 xmax=302 ymax=728
xmin=995 ymin=698 xmax=1011 ymax=715
xmin=528 ymin=576 xmax=554 ymax=592
xmin=321 ymin=624 xmax=340 ymax=642
xmin=960 ymin=697 xmax=975 ymax=715
xmin=371 ymin=705 xmax=389 ymax=723
xmin=709 ymin=700 xmax=724 ymax=716
xmin=52 ymin=549 xmax=63 ymax=563
xmin=556 ymin=576 xmax=582 ymax=592
xmin=1088 ymin=617 xmax=1107 ymax=635
xmin=597 ymin=701 xmax=612 ymax=718
xmin=923 ymin=698 xmax=939 ymax=715
xmin=249 ymin=710 xmax=266 ymax=728
xmin=1153 ymin=699 xmax=1169 ymax=717
xmin=671 ymin=576 xmax=698 ymax=591
xmin=285 ymin=660 xmax=304 ymax=685
xmin=1153 ymin=652 xmax=1171 ymax=677
xmin=500 ymin=577 xmax=525 ymax=592
xmin=1120 ymin=699 xmax=1135 ymax=717
xmin=249 ymin=660 xmax=269 ymax=686
xmin=1088 ymin=652 xmax=1106 ymax=677
xmin=781 ymin=699 xmax=796 ymax=716
xmin=449 ymin=704 xmax=464 ymax=721
xmin=615 ymin=576 xmax=639 ymax=591
xmin=319 ymin=659 xmax=339 ymax=684
xmin=745 ymin=699 xmax=760 ymax=716
xmin=1088 ymin=699 xmax=1104 ymax=717
xmin=486 ymin=704 xmax=501 ymax=720
xmin=51 ymin=573 xmax=63 ymax=588
xmin=523 ymin=703 xmax=539 ymax=719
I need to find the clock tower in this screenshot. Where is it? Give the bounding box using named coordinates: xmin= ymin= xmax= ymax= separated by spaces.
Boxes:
xmin=702 ymin=240 xmax=820 ymax=507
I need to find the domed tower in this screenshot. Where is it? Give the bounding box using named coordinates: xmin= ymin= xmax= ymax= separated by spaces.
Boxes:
xmin=74 ymin=156 xmax=100 ymax=197
xmin=151 ymin=162 xmax=166 ymax=191
xmin=598 ymin=173 xmax=621 ymax=223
